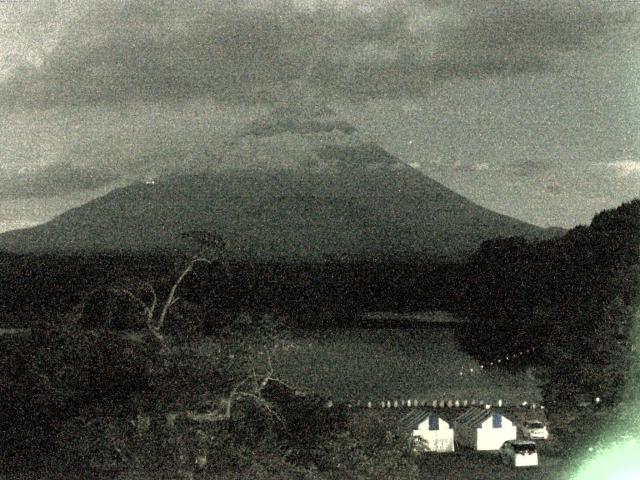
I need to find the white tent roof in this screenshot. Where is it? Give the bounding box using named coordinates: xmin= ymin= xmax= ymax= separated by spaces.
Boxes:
xmin=398 ymin=410 xmax=449 ymax=431
xmin=455 ymin=407 xmax=507 ymax=428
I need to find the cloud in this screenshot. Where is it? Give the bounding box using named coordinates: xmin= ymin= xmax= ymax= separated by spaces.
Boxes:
xmin=244 ymin=117 xmax=356 ymax=137
xmin=0 ymin=162 xmax=122 ymax=199
xmin=541 ymin=183 xmax=563 ymax=194
xmin=593 ymin=160 xmax=640 ymax=177
xmin=505 ymin=159 xmax=552 ymax=176
xmin=0 ymin=99 xmax=262 ymax=199
xmin=454 ymin=1 xmax=634 ymax=52
xmin=452 ymin=161 xmax=491 ymax=173
xmin=0 ymin=220 xmax=40 ymax=233
xmin=242 ymin=104 xmax=357 ymax=137
xmin=0 ymin=0 xmax=635 ymax=107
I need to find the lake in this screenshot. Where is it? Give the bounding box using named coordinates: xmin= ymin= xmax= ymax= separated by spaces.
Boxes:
xmin=274 ymin=316 xmax=542 ymax=406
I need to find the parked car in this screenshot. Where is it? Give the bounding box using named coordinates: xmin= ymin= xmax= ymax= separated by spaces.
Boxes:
xmin=499 ymin=440 xmax=538 ymax=468
xmin=522 ymin=421 xmax=549 ymax=440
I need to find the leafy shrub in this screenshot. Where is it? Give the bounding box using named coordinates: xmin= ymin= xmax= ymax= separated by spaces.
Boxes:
xmin=0 ymin=334 xmax=49 ymax=470
xmin=162 ymin=300 xmax=207 ymax=340
xmin=79 ymin=288 xmax=147 ymax=330
xmin=1 ymin=320 xmax=156 ymax=470
xmin=28 ymin=322 xmax=155 ymax=411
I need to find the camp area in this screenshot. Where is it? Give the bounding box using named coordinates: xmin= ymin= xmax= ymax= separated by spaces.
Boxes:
xmin=454 ymin=407 xmax=517 ymax=451
xmin=399 ymin=410 xmax=455 ymax=453
xmin=396 ymin=407 xmax=523 ymax=453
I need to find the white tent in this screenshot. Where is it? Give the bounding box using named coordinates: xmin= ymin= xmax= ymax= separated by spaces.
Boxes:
xmin=399 ymin=410 xmax=455 ymax=453
xmin=454 ymin=407 xmax=517 ymax=451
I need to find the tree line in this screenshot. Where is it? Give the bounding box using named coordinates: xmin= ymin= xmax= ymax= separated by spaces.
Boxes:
xmin=447 ymin=199 xmax=640 ymax=409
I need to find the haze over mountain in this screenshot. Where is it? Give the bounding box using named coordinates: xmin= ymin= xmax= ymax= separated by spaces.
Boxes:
xmin=0 ymin=105 xmax=557 ymax=260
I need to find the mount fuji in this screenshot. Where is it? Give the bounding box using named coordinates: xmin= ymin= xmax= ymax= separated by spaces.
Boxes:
xmin=0 ymin=105 xmax=554 ymax=260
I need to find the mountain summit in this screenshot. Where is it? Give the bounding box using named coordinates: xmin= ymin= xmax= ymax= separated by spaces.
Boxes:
xmin=0 ymin=107 xmax=550 ymax=260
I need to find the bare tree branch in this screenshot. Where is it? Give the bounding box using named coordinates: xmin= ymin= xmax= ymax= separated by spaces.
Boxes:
xmin=221 ymin=345 xmax=294 ymax=425
xmin=117 ymin=288 xmax=147 ymax=313
xmin=105 ymin=283 xmax=165 ymax=345
xmin=96 ymin=233 xmax=227 ymax=347
xmin=157 ymin=254 xmax=212 ymax=334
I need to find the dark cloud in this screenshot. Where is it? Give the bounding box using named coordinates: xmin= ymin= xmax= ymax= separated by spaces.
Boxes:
xmin=242 ymin=104 xmax=356 ymax=137
xmin=1 ymin=0 xmax=636 ymax=107
xmin=505 ymin=159 xmax=552 ymax=177
xmin=244 ymin=118 xmax=356 ymax=137
xmin=0 ymin=163 xmax=121 ymax=199
xmin=318 ymin=1 xmax=638 ymax=96
xmin=454 ymin=2 xmax=633 ymax=52
xmin=451 ymin=161 xmax=491 ymax=173
xmin=315 ymin=144 xmax=399 ymax=168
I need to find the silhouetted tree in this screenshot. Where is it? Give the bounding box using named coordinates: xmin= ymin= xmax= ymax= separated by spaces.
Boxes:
xmin=109 ymin=232 xmax=229 ymax=347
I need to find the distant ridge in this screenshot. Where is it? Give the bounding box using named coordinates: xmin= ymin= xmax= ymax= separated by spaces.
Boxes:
xmin=540 ymin=226 xmax=567 ymax=239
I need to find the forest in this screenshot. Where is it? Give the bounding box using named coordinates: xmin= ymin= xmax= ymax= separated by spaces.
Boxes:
xmin=451 ymin=199 xmax=640 ymax=407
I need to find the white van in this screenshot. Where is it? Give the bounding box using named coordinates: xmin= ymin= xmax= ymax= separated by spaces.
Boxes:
xmin=499 ymin=440 xmax=538 ymax=467
xmin=522 ymin=421 xmax=549 ymax=440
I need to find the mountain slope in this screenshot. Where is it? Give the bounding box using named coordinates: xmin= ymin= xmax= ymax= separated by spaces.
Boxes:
xmin=0 ymin=161 xmax=547 ymax=260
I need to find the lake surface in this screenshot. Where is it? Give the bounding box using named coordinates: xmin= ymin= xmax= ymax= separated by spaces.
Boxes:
xmin=275 ymin=320 xmax=542 ymax=405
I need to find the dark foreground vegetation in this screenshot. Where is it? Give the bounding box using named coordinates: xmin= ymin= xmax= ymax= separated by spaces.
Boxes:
xmin=0 ymin=198 xmax=638 ymax=477
xmin=1 ymin=315 xmax=425 ymax=478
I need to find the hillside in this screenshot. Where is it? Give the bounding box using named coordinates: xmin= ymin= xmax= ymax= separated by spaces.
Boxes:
xmin=0 ymin=166 xmax=550 ymax=260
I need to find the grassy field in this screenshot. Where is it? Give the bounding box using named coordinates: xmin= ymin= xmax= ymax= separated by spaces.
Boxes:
xmin=271 ymin=319 xmax=542 ymax=405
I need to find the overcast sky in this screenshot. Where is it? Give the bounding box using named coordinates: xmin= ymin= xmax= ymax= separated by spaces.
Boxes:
xmin=0 ymin=0 xmax=638 ymax=232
